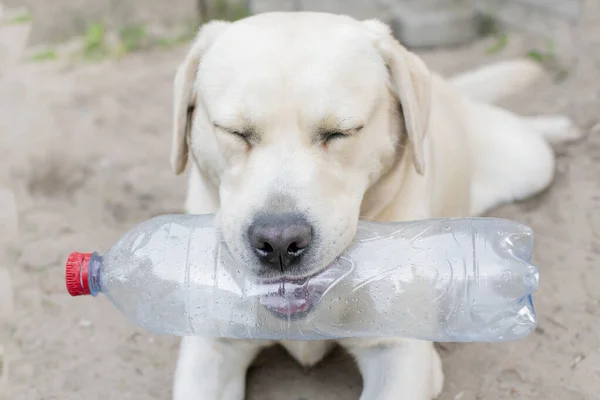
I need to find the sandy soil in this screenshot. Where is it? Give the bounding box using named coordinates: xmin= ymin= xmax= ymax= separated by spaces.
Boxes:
xmin=1 ymin=4 xmax=599 ymax=400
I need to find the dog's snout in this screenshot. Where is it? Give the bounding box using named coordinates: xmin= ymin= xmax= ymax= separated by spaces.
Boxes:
xmin=248 ymin=214 xmax=313 ymax=271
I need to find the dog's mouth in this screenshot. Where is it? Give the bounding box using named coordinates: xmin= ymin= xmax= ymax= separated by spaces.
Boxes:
xmin=255 ymin=263 xmax=352 ymax=319
xmin=258 ymin=276 xmax=326 ymax=319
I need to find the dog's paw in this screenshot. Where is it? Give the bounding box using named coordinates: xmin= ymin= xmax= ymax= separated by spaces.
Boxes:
xmin=525 ymin=115 xmax=584 ymax=144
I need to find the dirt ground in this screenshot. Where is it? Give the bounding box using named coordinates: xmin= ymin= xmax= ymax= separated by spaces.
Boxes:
xmin=1 ymin=4 xmax=600 ymax=400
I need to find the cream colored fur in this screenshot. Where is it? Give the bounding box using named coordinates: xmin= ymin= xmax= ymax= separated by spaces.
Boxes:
xmin=170 ymin=12 xmax=580 ymax=400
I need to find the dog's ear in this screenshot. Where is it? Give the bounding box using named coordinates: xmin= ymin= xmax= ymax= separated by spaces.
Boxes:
xmin=362 ymin=19 xmax=432 ymax=175
xmin=172 ymin=21 xmax=230 ymax=175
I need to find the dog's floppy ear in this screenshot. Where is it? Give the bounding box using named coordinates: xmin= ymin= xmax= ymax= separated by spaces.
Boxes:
xmin=172 ymin=21 xmax=230 ymax=175
xmin=362 ymin=20 xmax=432 ymax=175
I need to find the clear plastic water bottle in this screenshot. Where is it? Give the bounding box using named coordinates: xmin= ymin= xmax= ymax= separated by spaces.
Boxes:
xmin=65 ymin=214 xmax=538 ymax=342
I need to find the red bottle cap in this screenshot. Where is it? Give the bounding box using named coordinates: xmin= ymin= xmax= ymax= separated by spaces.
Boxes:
xmin=65 ymin=252 xmax=92 ymax=296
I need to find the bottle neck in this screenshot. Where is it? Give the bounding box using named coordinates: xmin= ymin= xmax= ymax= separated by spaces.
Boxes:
xmin=88 ymin=252 xmax=104 ymax=296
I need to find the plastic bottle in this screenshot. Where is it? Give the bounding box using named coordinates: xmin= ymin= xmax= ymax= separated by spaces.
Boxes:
xmin=65 ymin=214 xmax=538 ymax=342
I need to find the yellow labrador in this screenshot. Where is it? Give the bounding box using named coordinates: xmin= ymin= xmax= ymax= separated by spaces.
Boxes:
xmin=170 ymin=12 xmax=580 ymax=400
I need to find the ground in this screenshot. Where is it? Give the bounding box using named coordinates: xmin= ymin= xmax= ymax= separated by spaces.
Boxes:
xmin=1 ymin=4 xmax=599 ymax=400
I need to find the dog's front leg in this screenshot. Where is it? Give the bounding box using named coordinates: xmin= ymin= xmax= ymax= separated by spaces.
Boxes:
xmin=173 ymin=336 xmax=271 ymax=400
xmin=341 ymin=339 xmax=444 ymax=400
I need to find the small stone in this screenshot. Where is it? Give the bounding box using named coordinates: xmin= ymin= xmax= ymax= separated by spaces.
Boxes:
xmin=79 ymin=319 xmax=92 ymax=328
xmin=571 ymin=353 xmax=586 ymax=369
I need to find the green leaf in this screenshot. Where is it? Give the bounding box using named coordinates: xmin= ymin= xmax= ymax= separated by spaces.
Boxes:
xmin=486 ymin=33 xmax=509 ymax=54
xmin=31 ymin=50 xmax=58 ymax=61
xmin=11 ymin=12 xmax=32 ymax=24
xmin=84 ymin=23 xmax=108 ymax=60
xmin=119 ymin=25 xmax=148 ymax=53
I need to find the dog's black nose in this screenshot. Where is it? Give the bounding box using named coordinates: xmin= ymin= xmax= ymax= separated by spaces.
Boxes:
xmin=248 ymin=214 xmax=313 ymax=271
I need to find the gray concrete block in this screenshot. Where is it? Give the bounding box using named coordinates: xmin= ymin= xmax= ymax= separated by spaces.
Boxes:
xmin=20 ymin=0 xmax=486 ymax=48
xmin=391 ymin=1 xmax=481 ymax=48
xmin=249 ymin=0 xmax=300 ymax=13
xmin=0 ymin=0 xmax=27 ymax=7
xmin=298 ymin=0 xmax=392 ymax=21
xmin=25 ymin=0 xmax=199 ymax=45
xmin=250 ymin=0 xmax=393 ymax=22
xmin=251 ymin=0 xmax=480 ymax=48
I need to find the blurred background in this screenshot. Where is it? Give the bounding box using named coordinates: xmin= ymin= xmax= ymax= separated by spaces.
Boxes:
xmin=0 ymin=0 xmax=598 ymax=399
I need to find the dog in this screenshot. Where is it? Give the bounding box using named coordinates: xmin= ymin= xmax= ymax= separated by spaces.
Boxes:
xmin=169 ymin=12 xmax=580 ymax=400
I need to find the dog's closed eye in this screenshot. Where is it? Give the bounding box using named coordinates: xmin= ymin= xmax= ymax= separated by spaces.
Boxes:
xmin=321 ymin=131 xmax=349 ymax=143
xmin=214 ymin=123 xmax=255 ymax=144
xmin=319 ymin=125 xmax=363 ymax=144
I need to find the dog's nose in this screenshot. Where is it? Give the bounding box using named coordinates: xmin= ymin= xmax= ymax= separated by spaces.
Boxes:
xmin=248 ymin=214 xmax=313 ymax=271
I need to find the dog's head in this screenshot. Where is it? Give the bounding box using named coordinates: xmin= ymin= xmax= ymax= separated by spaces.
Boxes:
xmin=171 ymin=13 xmax=431 ymax=317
